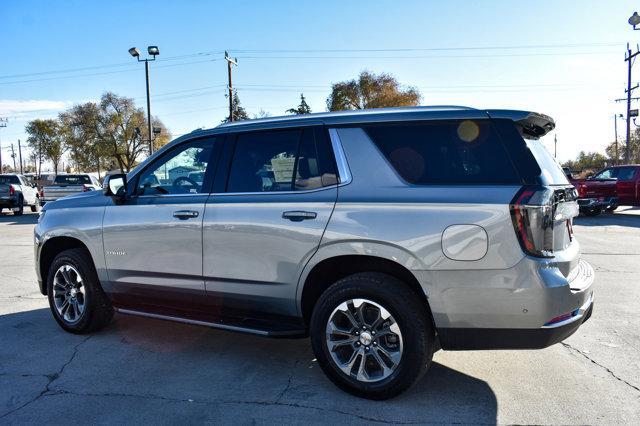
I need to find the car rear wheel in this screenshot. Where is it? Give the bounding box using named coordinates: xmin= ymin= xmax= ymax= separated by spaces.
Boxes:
xmin=47 ymin=248 xmax=114 ymax=334
xmin=30 ymin=197 xmax=40 ymax=212
xmin=310 ymin=272 xmax=434 ymax=400
xmin=13 ymin=197 xmax=23 ymax=216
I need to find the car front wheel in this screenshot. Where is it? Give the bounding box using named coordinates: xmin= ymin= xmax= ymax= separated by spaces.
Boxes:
xmin=47 ymin=248 xmax=114 ymax=334
xmin=310 ymin=272 xmax=434 ymax=400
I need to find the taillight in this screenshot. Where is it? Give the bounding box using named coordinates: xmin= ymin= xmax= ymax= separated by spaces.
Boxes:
xmin=9 ymin=185 xmax=15 ymax=196
xmin=510 ymin=186 xmax=578 ymax=258
xmin=577 ymin=183 xmax=586 ymax=198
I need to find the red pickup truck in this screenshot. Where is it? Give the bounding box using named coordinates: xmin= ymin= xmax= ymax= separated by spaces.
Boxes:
xmin=566 ymin=165 xmax=640 ymax=216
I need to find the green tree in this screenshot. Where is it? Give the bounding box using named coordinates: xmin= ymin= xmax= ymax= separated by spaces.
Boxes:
xmin=25 ymin=119 xmax=66 ymax=175
xmin=94 ymin=92 xmax=170 ymax=173
xmin=59 ymin=103 xmax=106 ymax=177
xmin=604 ymin=127 xmax=640 ymax=164
xmin=286 ymin=93 xmax=312 ymax=114
xmin=326 ymin=71 xmax=421 ymax=111
xmin=221 ymin=90 xmax=249 ymax=123
xmin=562 ymin=151 xmax=608 ymax=172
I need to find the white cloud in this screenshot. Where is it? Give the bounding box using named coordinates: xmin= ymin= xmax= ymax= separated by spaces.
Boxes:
xmin=0 ymin=99 xmax=71 ymax=117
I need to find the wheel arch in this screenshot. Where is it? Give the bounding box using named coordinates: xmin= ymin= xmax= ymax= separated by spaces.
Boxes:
xmin=39 ymin=236 xmax=92 ymax=295
xmin=299 ymin=254 xmax=434 ymax=329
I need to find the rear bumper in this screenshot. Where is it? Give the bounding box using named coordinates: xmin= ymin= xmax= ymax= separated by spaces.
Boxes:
xmin=0 ymin=196 xmax=18 ymax=208
xmin=438 ymin=293 xmax=593 ymax=349
xmin=578 ymin=197 xmax=618 ymax=209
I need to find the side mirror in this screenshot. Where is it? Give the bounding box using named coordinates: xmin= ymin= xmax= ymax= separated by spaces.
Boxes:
xmin=103 ymin=173 xmax=127 ymax=198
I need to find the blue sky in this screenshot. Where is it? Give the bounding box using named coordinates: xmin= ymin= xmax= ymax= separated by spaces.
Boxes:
xmin=1 ymin=0 xmax=639 ymax=169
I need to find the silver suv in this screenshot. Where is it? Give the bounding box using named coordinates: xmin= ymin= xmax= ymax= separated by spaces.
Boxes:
xmin=35 ymin=107 xmax=594 ymax=399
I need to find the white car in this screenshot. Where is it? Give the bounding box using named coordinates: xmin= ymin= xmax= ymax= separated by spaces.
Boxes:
xmin=0 ymin=174 xmax=40 ymax=215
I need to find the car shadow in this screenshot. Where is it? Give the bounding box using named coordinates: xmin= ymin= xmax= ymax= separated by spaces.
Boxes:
xmin=574 ymin=209 xmax=640 ymax=228
xmin=0 ymin=212 xmax=38 ymax=225
xmin=0 ymin=307 xmax=498 ymax=424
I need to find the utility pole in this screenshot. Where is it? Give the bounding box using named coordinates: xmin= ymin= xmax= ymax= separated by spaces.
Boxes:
xmin=17 ymin=139 xmax=23 ymax=174
xmin=614 ymin=114 xmax=621 ymax=165
xmin=554 ymin=134 xmax=557 ymax=158
xmin=10 ymin=143 xmax=17 ymax=171
xmin=225 ymin=51 xmax=238 ymax=122
xmin=0 ymin=118 xmax=6 ymax=172
xmin=625 ymin=43 xmax=640 ymax=164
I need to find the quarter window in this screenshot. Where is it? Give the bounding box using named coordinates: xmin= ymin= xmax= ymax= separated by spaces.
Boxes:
xmin=365 ymin=120 xmax=520 ymax=185
xmin=137 ymin=139 xmax=214 ymax=195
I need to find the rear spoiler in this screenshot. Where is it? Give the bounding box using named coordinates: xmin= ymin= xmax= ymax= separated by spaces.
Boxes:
xmin=487 ymin=110 xmax=555 ymax=140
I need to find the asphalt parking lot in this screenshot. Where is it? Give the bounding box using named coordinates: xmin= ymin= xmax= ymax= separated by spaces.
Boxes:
xmin=0 ymin=209 xmax=639 ymax=424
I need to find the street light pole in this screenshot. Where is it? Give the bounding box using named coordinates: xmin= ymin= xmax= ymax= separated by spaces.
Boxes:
xmin=144 ymin=60 xmax=152 ymax=155
xmin=129 ymin=46 xmax=159 ymax=155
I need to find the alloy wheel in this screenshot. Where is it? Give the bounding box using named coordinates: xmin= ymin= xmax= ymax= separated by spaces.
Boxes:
xmin=325 ymin=298 xmax=403 ymax=383
xmin=52 ymin=264 xmax=86 ymax=324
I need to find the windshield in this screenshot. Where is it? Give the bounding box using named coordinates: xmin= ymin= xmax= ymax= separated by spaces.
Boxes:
xmin=54 ymin=175 xmax=92 ymax=185
xmin=524 ymin=138 xmax=569 ymax=185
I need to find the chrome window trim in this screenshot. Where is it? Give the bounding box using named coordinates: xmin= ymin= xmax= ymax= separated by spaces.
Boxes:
xmin=133 ymin=193 xmax=208 ymax=199
xmin=328 ymin=128 xmax=352 ymax=185
xmin=210 ymin=185 xmax=335 ymax=197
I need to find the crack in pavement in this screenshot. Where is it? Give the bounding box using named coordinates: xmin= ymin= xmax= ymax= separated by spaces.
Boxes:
xmin=0 ymin=294 xmax=45 ymax=300
xmin=275 ymin=359 xmax=299 ymax=403
xmin=0 ymin=335 xmax=93 ymax=420
xmin=19 ymin=388 xmax=482 ymax=425
xmin=561 ymin=342 xmax=640 ymax=393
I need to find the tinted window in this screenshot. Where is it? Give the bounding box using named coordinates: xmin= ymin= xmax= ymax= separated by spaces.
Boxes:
xmin=314 ymin=127 xmax=339 ymax=186
xmin=137 ymin=139 xmax=214 ymax=195
xmin=295 ymin=129 xmax=338 ymax=190
xmin=365 ymin=120 xmax=520 ymax=185
xmin=54 ymin=175 xmax=92 ymax=185
xmin=524 ymin=139 xmax=569 ymax=185
xmin=227 ymin=128 xmax=337 ymax=193
xmin=0 ymin=175 xmax=20 ymax=185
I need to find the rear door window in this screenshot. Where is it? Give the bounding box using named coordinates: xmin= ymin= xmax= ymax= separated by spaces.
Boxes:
xmin=365 ymin=120 xmax=520 ymax=185
xmin=613 ymin=167 xmax=637 ymax=181
xmin=226 ymin=127 xmax=338 ymax=193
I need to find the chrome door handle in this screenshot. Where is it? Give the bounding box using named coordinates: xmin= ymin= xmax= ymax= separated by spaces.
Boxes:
xmin=282 ymin=211 xmax=317 ymax=222
xmin=173 ymin=210 xmax=199 ymax=220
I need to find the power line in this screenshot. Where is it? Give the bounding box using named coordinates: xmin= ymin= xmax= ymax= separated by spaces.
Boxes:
xmin=230 ymin=41 xmax=623 ymax=53
xmin=0 ymin=58 xmax=218 ymax=86
xmin=0 ymin=51 xmax=225 ymax=80
xmin=0 ymin=42 xmax=620 ymax=82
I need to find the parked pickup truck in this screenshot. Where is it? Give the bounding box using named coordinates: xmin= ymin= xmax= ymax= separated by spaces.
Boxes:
xmin=0 ymin=174 xmax=40 ymax=215
xmin=565 ymin=165 xmax=640 ymax=216
xmin=587 ymin=165 xmax=640 ymax=207
xmin=40 ymin=174 xmax=101 ymax=206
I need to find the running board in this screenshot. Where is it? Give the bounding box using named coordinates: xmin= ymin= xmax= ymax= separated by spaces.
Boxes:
xmin=115 ymin=308 xmax=306 ymax=337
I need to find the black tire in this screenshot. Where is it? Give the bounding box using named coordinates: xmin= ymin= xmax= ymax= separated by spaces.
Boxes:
xmin=13 ymin=197 xmax=23 ymax=216
xmin=46 ymin=248 xmax=113 ymax=334
xmin=310 ymin=272 xmax=434 ymax=400
xmin=605 ymin=205 xmax=618 ymax=213
xmin=30 ymin=197 xmax=40 ymax=212
xmin=583 ymin=206 xmax=602 ymax=216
